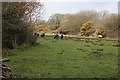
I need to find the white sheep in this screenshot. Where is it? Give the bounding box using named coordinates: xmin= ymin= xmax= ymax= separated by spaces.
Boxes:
xmin=98 ymin=35 xmax=102 ymax=38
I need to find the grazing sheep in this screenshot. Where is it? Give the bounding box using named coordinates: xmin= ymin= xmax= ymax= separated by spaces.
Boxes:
xmin=41 ymin=33 xmax=45 ymax=37
xmin=34 ymin=33 xmax=39 ymax=37
xmin=60 ymin=34 xmax=63 ymax=39
xmin=98 ymin=35 xmax=102 ymax=38
xmin=54 ymin=34 xmax=59 ymax=39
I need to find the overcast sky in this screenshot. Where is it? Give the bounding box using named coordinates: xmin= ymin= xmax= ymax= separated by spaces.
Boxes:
xmin=40 ymin=0 xmax=119 ymax=20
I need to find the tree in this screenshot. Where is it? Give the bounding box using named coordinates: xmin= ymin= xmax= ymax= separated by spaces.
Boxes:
xmin=2 ymin=2 xmax=44 ymax=49
xmin=98 ymin=13 xmax=118 ymax=38
xmin=60 ymin=10 xmax=100 ymax=34
xmin=48 ymin=13 xmax=63 ymax=30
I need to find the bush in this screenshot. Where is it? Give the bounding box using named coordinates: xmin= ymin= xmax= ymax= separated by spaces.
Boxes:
xmin=80 ymin=21 xmax=94 ymax=36
xmin=60 ymin=29 xmax=70 ymax=34
xmin=95 ymin=29 xmax=106 ymax=37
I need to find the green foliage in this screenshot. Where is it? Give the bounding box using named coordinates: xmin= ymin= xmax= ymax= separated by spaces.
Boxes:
xmin=2 ymin=2 xmax=42 ymax=49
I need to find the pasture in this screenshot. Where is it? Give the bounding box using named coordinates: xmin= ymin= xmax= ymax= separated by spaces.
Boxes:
xmin=3 ymin=36 xmax=119 ymax=78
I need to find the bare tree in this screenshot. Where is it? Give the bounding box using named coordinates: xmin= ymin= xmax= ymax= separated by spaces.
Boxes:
xmin=48 ymin=13 xmax=63 ymax=30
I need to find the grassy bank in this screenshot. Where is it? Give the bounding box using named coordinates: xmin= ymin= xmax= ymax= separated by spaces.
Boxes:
xmin=3 ymin=36 xmax=119 ymax=78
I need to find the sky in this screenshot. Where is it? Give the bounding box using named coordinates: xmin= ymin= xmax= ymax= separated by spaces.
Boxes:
xmin=40 ymin=0 xmax=119 ymax=21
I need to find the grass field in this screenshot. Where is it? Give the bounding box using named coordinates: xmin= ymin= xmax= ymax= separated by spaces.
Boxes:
xmin=3 ymin=36 xmax=119 ymax=78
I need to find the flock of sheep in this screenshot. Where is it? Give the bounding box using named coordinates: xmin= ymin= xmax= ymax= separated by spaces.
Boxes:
xmin=35 ymin=32 xmax=64 ymax=39
xmin=34 ymin=31 xmax=104 ymax=40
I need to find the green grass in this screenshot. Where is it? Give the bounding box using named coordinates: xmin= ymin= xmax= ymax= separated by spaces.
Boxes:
xmin=3 ymin=36 xmax=119 ymax=78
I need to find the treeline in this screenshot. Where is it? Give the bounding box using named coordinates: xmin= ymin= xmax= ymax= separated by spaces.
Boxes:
xmin=46 ymin=10 xmax=119 ymax=38
xmin=2 ymin=2 xmax=43 ymax=50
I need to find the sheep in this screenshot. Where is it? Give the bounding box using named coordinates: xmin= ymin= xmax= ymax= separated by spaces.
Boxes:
xmin=54 ymin=34 xmax=59 ymax=39
xmin=34 ymin=33 xmax=39 ymax=37
xmin=60 ymin=34 xmax=63 ymax=39
xmin=41 ymin=32 xmax=45 ymax=37
xmin=98 ymin=35 xmax=103 ymax=38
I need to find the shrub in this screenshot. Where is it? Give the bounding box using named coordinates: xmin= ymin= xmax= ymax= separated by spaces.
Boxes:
xmin=95 ymin=29 xmax=106 ymax=37
xmin=80 ymin=21 xmax=94 ymax=36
